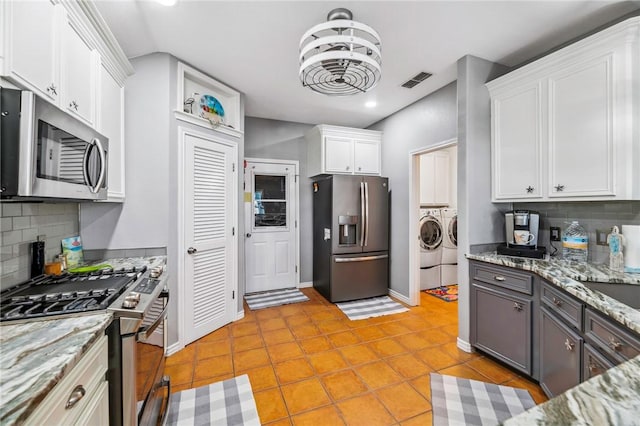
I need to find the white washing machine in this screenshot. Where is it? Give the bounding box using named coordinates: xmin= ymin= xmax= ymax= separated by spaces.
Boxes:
xmin=440 ymin=208 xmax=458 ymax=286
xmin=419 ymin=209 xmax=443 ymax=289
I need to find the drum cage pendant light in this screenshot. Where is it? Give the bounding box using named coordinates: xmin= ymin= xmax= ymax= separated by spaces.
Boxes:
xmin=299 ymin=8 xmax=382 ymax=96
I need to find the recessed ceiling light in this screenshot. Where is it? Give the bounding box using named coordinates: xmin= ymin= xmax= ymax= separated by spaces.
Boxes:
xmin=155 ymin=0 xmax=177 ymax=6
xmin=365 ymin=101 xmax=377 ymax=108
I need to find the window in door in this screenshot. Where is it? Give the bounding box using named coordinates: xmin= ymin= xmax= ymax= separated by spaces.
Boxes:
xmin=254 ymin=175 xmax=287 ymax=228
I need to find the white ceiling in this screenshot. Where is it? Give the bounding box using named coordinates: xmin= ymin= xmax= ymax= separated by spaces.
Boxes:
xmin=95 ymin=1 xmax=639 ymax=128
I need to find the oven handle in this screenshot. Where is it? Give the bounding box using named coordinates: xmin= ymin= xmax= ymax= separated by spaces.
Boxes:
xmin=137 ymin=290 xmax=169 ymax=342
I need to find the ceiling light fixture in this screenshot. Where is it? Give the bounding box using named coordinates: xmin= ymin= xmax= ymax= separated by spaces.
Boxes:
xmin=155 ymin=0 xmax=177 ymax=6
xmin=365 ymin=101 xmax=377 ymax=108
xmin=299 ymin=8 xmax=382 ymax=96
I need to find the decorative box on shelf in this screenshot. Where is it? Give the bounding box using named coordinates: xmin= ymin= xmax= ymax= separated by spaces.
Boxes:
xmin=175 ymin=61 xmax=242 ymax=138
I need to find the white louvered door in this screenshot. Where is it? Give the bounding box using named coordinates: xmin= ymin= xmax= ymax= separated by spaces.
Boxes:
xmin=184 ymin=132 xmax=236 ymax=344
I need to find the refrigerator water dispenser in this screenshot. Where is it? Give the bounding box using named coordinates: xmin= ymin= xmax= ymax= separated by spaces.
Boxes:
xmin=338 ymin=215 xmax=358 ymax=245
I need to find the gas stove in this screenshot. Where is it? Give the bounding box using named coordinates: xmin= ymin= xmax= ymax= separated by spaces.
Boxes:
xmin=0 ymin=266 xmax=150 ymax=322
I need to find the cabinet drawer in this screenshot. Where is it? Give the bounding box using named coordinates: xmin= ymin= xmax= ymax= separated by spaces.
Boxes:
xmin=541 ymin=281 xmax=583 ymax=330
xmin=471 ymin=262 xmax=533 ymax=295
xmin=584 ymin=309 xmax=640 ymax=363
xmin=583 ymin=342 xmax=615 ymax=381
xmin=26 ymin=334 xmax=108 ymax=425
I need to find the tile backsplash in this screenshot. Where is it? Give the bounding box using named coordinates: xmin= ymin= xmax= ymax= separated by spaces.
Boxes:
xmin=1 ymin=203 xmax=79 ymax=290
xmin=514 ymin=201 xmax=640 ymax=264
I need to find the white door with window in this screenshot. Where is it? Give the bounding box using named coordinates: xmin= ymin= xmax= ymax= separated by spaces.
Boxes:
xmin=183 ymin=129 xmax=237 ymax=344
xmin=244 ymin=160 xmax=298 ymax=294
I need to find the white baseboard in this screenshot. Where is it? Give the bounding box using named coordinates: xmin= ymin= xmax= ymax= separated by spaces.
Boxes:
xmin=388 ymin=288 xmax=412 ymax=305
xmin=166 ymin=341 xmax=184 ymax=357
xmin=298 ymin=281 xmax=313 ymax=288
xmin=457 ymin=337 xmax=474 ymax=353
xmin=236 ymin=309 xmax=245 ymax=321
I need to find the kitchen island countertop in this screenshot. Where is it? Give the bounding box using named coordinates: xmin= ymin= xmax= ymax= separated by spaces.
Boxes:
xmin=0 ymin=313 xmax=113 ymax=425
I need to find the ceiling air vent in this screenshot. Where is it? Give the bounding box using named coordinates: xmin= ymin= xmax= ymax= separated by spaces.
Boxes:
xmin=401 ymin=72 xmax=432 ymax=88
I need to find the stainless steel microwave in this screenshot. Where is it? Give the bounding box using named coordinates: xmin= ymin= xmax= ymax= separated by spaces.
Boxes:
xmin=1 ymin=88 xmax=108 ymax=201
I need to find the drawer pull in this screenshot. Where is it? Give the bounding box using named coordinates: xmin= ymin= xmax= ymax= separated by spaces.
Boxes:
xmin=564 ymin=338 xmax=575 ymax=352
xmin=588 ymin=363 xmax=600 ymax=374
xmin=513 ymin=302 xmax=523 ymax=312
xmin=494 ymin=276 xmax=506 ymax=282
xmin=552 ymin=297 xmax=563 ymax=307
xmin=608 ymin=337 xmax=623 ymax=352
xmin=65 ymin=385 xmax=86 ymax=409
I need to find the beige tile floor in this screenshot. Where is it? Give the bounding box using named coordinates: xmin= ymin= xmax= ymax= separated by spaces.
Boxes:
xmin=165 ymin=288 xmax=547 ymax=425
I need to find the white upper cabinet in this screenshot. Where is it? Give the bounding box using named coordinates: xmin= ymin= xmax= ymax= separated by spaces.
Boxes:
xmin=61 ymin=14 xmax=98 ymax=126
xmin=487 ymin=17 xmax=640 ymax=202
xmin=98 ymin=63 xmax=125 ymax=201
xmin=2 ymin=0 xmax=60 ymax=102
xmin=1 ymin=1 xmax=133 ymax=202
xmin=306 ymin=125 xmax=382 ymax=177
xmin=491 ymin=83 xmax=543 ymax=200
xmin=547 ymin=56 xmax=613 ymax=198
xmin=420 ymin=150 xmax=450 ymax=206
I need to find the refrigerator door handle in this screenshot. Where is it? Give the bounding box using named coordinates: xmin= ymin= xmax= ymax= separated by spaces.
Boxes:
xmin=335 ymin=254 xmax=388 ymax=263
xmin=360 ymin=181 xmax=366 ymax=247
xmin=364 ymin=181 xmax=370 ymax=247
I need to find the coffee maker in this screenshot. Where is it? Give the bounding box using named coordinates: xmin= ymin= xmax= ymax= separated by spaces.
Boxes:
xmin=497 ymin=210 xmax=547 ymax=259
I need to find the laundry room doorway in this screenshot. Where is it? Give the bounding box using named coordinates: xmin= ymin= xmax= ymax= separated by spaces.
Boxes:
xmin=408 ymin=139 xmax=458 ymax=306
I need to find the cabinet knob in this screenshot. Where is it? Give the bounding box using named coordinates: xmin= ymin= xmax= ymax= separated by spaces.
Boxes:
xmin=526 ymin=186 xmax=534 ymax=193
xmin=554 ymin=184 xmax=565 ymax=192
xmin=494 ymin=275 xmax=506 ymax=282
xmin=564 ymin=338 xmax=574 ymax=351
xmin=358 ymin=166 xmax=362 ymax=171
xmin=513 ymin=302 xmax=523 ymax=312
xmin=70 ymin=101 xmax=79 ymax=111
xmin=588 ymin=363 xmax=600 ymax=374
xmin=608 ymin=337 xmax=623 ymax=352
xmin=65 ymin=385 xmax=86 ymax=409
xmin=552 ymin=297 xmax=563 ymax=307
xmin=346 ymin=166 xmax=350 ymax=171
xmin=46 ymin=84 xmax=57 ymax=96
xmin=187 ymin=247 xmax=197 ymax=254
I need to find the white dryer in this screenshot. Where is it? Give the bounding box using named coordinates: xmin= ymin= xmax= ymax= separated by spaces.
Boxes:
xmin=440 ymin=208 xmax=458 ymax=286
xmin=419 ymin=209 xmax=443 ymax=289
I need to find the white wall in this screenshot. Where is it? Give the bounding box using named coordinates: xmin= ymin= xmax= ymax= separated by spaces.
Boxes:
xmin=456 ymin=55 xmax=510 ymax=346
xmin=368 ymin=82 xmax=458 ymax=298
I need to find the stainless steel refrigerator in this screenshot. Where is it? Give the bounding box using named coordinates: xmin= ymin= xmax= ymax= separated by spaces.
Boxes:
xmin=312 ymin=175 xmax=390 ymax=302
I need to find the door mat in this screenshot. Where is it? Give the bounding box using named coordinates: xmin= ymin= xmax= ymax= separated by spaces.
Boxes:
xmin=166 ymin=374 xmax=260 ymax=426
xmin=244 ymin=288 xmax=309 ymax=310
xmin=430 ymin=373 xmax=535 ymax=426
xmin=424 ymin=284 xmax=458 ymax=302
xmin=336 ymin=296 xmax=409 ymax=321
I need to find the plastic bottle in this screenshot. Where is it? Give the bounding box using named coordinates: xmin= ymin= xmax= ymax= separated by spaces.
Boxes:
xmin=562 ymin=221 xmax=588 ymax=262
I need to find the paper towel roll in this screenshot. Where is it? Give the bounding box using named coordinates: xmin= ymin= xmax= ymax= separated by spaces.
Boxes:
xmin=622 ymin=225 xmax=640 ymax=272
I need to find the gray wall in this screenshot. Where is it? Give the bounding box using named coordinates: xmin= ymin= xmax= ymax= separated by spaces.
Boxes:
xmin=367 ymin=82 xmax=458 ymax=297
xmin=244 ymin=117 xmax=314 ymax=283
xmin=456 ymin=55 xmax=510 ymax=345
xmin=1 ymin=203 xmax=79 ymax=290
xmin=514 ymin=201 xmax=640 ymax=264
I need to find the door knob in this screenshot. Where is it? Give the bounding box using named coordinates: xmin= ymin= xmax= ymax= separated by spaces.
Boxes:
xmin=246 ymin=233 xmax=252 ymax=238
xmin=187 ymin=247 xmax=197 ymax=254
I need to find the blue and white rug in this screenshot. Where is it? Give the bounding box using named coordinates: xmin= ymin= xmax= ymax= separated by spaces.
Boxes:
xmin=336 ymin=296 xmax=409 ymax=320
xmin=430 ymin=373 xmax=535 ymax=426
xmin=166 ymin=374 xmax=260 ymax=426
xmin=244 ymin=288 xmax=309 ymax=310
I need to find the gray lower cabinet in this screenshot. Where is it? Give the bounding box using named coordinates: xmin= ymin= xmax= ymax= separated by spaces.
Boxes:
xmin=539 ymin=306 xmax=583 ymax=397
xmin=472 ymin=283 xmax=533 ymax=375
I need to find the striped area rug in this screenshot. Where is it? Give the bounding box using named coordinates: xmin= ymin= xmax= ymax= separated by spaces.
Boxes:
xmin=244 ymin=288 xmax=309 ymax=310
xmin=430 ymin=373 xmax=535 ymax=426
xmin=166 ymin=374 xmax=260 ymax=426
xmin=336 ymin=296 xmax=409 ymax=321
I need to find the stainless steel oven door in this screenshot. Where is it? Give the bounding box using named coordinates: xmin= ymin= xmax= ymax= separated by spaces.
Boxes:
xmin=136 ymin=290 xmax=170 ymax=426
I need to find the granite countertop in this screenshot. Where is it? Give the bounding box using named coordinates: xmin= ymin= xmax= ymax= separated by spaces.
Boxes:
xmin=467 ymin=252 xmax=640 ymax=425
xmin=89 ymin=255 xmax=166 ymax=272
xmin=503 ymin=355 xmax=640 ymax=425
xmin=0 ymin=313 xmax=113 ymax=425
xmin=467 ymin=252 xmax=640 ymax=334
